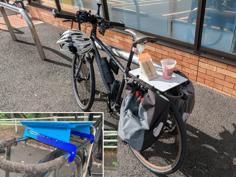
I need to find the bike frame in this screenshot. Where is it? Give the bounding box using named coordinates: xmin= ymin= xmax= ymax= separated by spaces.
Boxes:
xmin=89 ymin=23 xmax=137 ymax=107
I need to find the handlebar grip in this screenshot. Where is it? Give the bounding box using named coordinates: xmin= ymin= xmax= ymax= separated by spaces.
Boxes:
xmin=109 ymin=21 xmax=125 ymax=28
xmin=52 ymin=9 xmax=76 ymax=21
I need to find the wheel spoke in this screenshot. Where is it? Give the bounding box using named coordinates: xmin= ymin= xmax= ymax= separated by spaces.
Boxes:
xmin=72 ymin=53 xmax=95 ymax=111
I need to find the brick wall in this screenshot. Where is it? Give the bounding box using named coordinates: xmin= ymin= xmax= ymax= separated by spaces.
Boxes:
xmin=28 ymin=6 xmax=236 ymax=99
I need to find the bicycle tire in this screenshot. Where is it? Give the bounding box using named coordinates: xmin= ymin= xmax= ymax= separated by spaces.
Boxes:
xmin=23 ymin=149 xmax=83 ymax=177
xmin=72 ymin=52 xmax=95 ymax=111
xmin=129 ymin=109 xmax=187 ymax=175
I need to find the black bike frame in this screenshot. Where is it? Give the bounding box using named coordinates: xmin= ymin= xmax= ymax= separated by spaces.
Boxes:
xmin=90 ymin=24 xmax=137 ymax=106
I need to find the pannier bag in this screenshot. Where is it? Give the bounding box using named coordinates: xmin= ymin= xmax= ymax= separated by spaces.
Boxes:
xmin=165 ymin=71 xmax=195 ymax=122
xmin=118 ymin=85 xmax=169 ymax=151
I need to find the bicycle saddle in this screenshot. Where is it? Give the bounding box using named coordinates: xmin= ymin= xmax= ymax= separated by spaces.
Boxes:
xmin=125 ymin=29 xmax=157 ymax=44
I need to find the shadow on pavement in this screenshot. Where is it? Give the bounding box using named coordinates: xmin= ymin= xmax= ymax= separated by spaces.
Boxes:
xmin=16 ymin=39 xmax=72 ymax=68
xmin=180 ymin=124 xmax=236 ymax=177
xmin=0 ymin=27 xmax=24 ymax=34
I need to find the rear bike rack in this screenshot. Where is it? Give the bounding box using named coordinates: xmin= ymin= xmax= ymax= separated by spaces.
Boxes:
xmin=0 ymin=2 xmax=46 ymax=60
xmin=0 ymin=121 xmax=95 ymax=177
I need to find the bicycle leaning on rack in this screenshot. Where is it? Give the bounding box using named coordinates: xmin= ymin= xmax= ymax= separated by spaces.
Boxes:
xmin=52 ymin=3 xmax=195 ymax=175
xmin=0 ymin=116 xmax=103 ymax=177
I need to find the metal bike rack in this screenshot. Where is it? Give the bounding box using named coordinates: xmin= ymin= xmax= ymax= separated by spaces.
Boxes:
xmin=0 ymin=2 xmax=46 ymax=60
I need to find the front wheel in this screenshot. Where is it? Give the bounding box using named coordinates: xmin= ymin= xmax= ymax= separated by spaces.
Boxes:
xmin=72 ymin=52 xmax=95 ymax=111
xmin=130 ymin=110 xmax=187 ymax=175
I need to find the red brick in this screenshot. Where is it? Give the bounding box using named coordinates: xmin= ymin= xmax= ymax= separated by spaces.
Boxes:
xmin=180 ymin=61 xmax=190 ymax=68
xmin=189 ymin=64 xmax=198 ymax=71
xmin=189 ymin=74 xmax=197 ymax=81
xmin=176 ymin=65 xmax=182 ymax=70
xmin=222 ymin=87 xmax=235 ymax=95
xmin=198 ymin=67 xmax=207 ymax=73
xmin=206 ymin=70 xmax=225 ymax=80
xmin=199 ymin=57 xmax=208 ymax=64
xmin=214 ymin=84 xmax=223 ymax=91
xmin=197 ymin=77 xmax=205 ymax=84
xmin=198 ymin=72 xmax=214 ymax=81
xmin=175 ymin=50 xmax=185 ymax=56
xmin=199 ymin=62 xmax=217 ymax=71
xmin=208 ymin=60 xmax=228 ymax=69
xmin=217 ymin=68 xmax=236 ymax=78
xmin=145 ymin=45 xmax=156 ymax=51
xmin=183 ymin=57 xmax=198 ymax=65
xmin=199 ymin=62 xmax=208 ymax=69
xmin=214 ymin=78 xmax=234 ymax=89
xmin=225 ymin=76 xmax=236 ymax=84
xmin=227 ymin=66 xmax=236 ymax=73
xmin=205 ymin=80 xmax=214 ymax=87
xmin=182 ymin=67 xmax=197 ymax=75
xmin=156 ymin=48 xmax=169 ymax=56
xmin=174 ymin=54 xmax=183 ymax=61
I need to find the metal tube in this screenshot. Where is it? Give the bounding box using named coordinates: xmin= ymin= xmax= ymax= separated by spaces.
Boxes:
xmin=0 ymin=7 xmax=17 ymax=41
xmin=82 ymin=126 xmax=96 ymax=177
xmin=0 ymin=2 xmax=46 ymax=60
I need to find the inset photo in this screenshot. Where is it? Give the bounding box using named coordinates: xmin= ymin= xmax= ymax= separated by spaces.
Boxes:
xmin=0 ymin=112 xmax=104 ymax=177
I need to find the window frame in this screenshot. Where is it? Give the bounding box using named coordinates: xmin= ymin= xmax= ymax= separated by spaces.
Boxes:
xmin=103 ymin=0 xmax=236 ymax=66
xmin=47 ymin=0 xmax=236 ymax=65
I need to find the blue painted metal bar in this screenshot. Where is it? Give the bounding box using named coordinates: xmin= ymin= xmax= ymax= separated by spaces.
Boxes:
xmin=19 ymin=121 xmax=95 ymax=164
xmin=23 ymin=128 xmax=77 ymax=163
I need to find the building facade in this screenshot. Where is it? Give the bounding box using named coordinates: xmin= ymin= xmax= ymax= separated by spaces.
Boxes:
xmin=28 ymin=0 xmax=236 ymax=98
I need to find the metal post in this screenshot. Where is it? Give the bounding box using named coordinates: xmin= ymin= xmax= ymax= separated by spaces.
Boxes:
xmin=194 ymin=0 xmax=207 ymax=51
xmin=19 ymin=9 xmax=46 ymax=60
xmin=0 ymin=2 xmax=46 ymax=60
xmin=5 ymin=146 xmax=11 ymax=177
xmin=0 ymin=7 xmax=17 ymax=41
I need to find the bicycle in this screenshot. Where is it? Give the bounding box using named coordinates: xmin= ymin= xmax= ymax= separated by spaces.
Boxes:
xmin=0 ymin=116 xmax=103 ymax=177
xmin=52 ymin=3 xmax=191 ymax=175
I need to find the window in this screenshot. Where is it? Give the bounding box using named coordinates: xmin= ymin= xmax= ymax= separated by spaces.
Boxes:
xmin=56 ymin=0 xmax=99 ymax=13
xmin=48 ymin=0 xmax=236 ymax=63
xmin=201 ymin=0 xmax=236 ymax=55
xmin=30 ymin=0 xmax=56 ymax=9
xmin=32 ymin=0 xmax=99 ymax=13
xmin=107 ymin=0 xmax=199 ymax=44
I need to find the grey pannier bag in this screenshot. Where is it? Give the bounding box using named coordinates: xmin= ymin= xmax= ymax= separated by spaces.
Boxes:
xmin=118 ymin=86 xmax=169 ymax=151
xmin=164 ymin=71 xmax=195 ymax=122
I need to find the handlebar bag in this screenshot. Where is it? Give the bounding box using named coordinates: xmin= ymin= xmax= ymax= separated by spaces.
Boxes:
xmin=118 ymin=88 xmax=169 ymax=151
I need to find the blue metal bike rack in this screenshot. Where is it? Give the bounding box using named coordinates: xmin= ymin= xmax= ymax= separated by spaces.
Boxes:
xmin=19 ymin=121 xmax=95 ymax=163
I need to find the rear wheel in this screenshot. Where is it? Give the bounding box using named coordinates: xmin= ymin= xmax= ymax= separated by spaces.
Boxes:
xmin=72 ymin=52 xmax=95 ymax=111
xmin=130 ymin=111 xmax=187 ymax=175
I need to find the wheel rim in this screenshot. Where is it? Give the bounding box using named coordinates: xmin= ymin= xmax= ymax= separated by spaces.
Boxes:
xmin=73 ymin=54 xmax=93 ymax=109
xmin=131 ymin=115 xmax=182 ymax=174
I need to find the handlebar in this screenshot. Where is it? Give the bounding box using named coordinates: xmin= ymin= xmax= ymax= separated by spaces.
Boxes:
xmin=52 ymin=9 xmax=76 ymax=21
xmin=52 ymin=8 xmax=125 ymax=35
